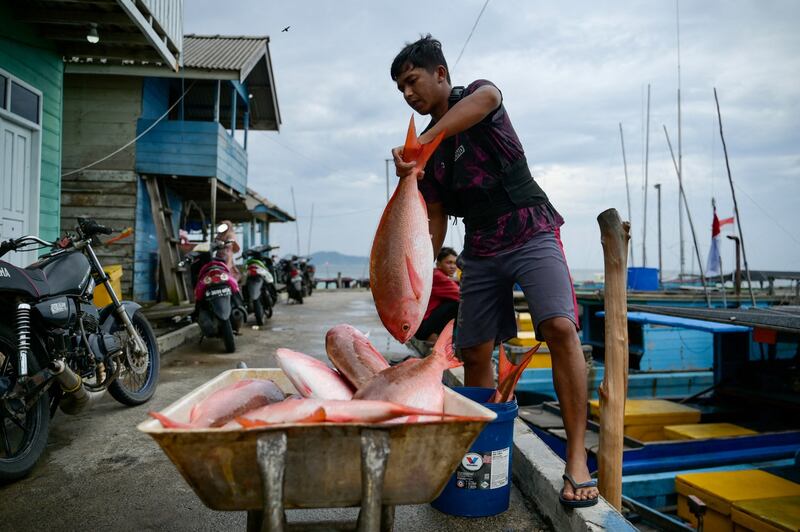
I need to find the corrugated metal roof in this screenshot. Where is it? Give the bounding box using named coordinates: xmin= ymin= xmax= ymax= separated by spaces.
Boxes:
xmin=183 ymin=35 xmax=268 ymax=77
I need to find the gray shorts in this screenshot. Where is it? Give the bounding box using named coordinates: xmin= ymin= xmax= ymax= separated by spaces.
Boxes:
xmin=455 ymin=228 xmax=579 ymax=349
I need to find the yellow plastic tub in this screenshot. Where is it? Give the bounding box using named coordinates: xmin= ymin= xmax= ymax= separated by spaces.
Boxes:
xmin=664 ymin=423 xmax=757 ymax=441
xmin=589 ymin=399 xmax=701 ymax=441
xmin=93 ymin=264 xmax=123 ymax=307
xmin=732 ymin=495 xmax=800 ymax=532
xmin=676 ymin=470 xmax=800 ymax=532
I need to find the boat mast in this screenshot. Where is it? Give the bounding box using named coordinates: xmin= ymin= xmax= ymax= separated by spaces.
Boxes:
xmin=677 ymin=0 xmax=686 ymax=279
xmin=663 ymin=126 xmax=711 ymax=306
xmin=654 ymin=183 xmax=662 ymax=286
xmin=619 ymin=122 xmax=635 ymax=267
xmin=642 ymin=84 xmax=651 ymax=267
xmin=714 ymin=88 xmax=756 ymax=307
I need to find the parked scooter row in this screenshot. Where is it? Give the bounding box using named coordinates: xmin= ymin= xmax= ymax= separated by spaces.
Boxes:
xmin=180 ymin=225 xmax=314 ymax=352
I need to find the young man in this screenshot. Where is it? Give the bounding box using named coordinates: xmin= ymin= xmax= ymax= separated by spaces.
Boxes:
xmin=390 ymin=35 xmax=599 ymax=507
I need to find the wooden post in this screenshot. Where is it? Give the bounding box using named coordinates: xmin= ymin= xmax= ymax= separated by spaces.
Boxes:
xmin=597 ymin=208 xmax=630 ymax=510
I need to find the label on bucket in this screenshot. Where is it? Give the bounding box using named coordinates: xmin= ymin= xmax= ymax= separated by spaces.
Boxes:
xmin=453 ymin=448 xmax=510 ymax=490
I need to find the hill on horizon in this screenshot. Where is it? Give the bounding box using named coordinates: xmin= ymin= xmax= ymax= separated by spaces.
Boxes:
xmin=311 ymin=250 xmax=368 ymax=265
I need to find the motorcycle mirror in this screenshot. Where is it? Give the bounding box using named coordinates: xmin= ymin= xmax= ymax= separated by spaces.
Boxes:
xmin=216 ymin=223 xmax=229 ymax=234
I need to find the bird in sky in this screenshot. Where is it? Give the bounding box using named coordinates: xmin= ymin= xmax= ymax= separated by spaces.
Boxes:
xmin=282 ymin=26 xmax=290 ymax=32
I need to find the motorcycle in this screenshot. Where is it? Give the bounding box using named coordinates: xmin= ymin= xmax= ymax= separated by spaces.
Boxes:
xmin=278 ymin=256 xmax=304 ymax=304
xmin=0 ymin=217 xmax=160 ymax=481
xmin=179 ymin=224 xmax=247 ymax=353
xmin=242 ymin=244 xmax=279 ymax=326
xmin=298 ymin=256 xmax=316 ymax=297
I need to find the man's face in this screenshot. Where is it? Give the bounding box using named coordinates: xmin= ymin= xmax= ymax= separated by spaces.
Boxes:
xmin=395 ymin=64 xmax=445 ymax=115
xmin=437 ymin=254 xmax=458 ymax=278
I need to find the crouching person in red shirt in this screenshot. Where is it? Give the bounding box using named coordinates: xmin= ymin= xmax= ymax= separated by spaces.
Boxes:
xmin=415 ymin=247 xmax=460 ymax=343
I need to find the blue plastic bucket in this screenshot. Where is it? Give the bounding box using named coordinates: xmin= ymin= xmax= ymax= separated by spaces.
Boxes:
xmin=627 ymin=266 xmax=659 ymax=291
xmin=431 ymin=387 xmax=518 ymax=517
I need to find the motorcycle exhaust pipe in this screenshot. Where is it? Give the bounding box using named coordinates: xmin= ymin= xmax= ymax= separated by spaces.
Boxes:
xmin=50 ymin=360 xmax=101 ymax=415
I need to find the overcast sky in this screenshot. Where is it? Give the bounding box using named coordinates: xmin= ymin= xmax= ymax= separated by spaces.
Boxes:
xmin=184 ymin=1 xmax=800 ymax=275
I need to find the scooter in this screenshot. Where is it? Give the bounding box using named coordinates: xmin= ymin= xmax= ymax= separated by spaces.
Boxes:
xmin=180 ymin=225 xmax=247 ymax=352
xmin=279 ymin=256 xmax=304 ymax=304
xmin=298 ymin=256 xmax=316 ymax=296
xmin=242 ymin=244 xmax=279 ymax=326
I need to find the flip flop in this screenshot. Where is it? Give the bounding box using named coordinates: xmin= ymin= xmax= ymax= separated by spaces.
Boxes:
xmin=559 ymin=473 xmax=599 ymax=509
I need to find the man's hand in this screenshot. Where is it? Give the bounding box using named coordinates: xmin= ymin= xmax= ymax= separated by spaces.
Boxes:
xmin=392 ymin=145 xmax=425 ymax=180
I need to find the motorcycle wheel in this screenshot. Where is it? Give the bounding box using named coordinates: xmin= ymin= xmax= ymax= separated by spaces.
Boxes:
xmin=307 ymin=281 xmax=313 ymax=296
xmin=108 ymin=311 xmax=160 ymax=406
xmin=0 ymin=324 xmax=50 ymax=482
xmin=263 ymin=294 xmax=273 ymax=319
xmin=220 ymin=320 xmax=236 ymax=353
xmin=253 ymin=298 xmax=265 ymax=326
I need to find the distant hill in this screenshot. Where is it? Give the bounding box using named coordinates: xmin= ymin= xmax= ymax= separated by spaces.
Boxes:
xmin=311 ymin=251 xmax=368 ymax=265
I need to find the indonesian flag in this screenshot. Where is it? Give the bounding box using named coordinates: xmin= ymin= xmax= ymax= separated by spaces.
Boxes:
xmin=706 ymin=208 xmax=734 ymax=276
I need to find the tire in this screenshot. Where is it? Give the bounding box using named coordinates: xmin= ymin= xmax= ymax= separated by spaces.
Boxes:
xmin=0 ymin=324 xmax=50 ymax=482
xmin=108 ymin=311 xmax=160 ymax=406
xmin=220 ymin=319 xmax=236 ymax=353
xmin=262 ymin=294 xmax=273 ymax=319
xmin=253 ymin=298 xmax=265 ymax=326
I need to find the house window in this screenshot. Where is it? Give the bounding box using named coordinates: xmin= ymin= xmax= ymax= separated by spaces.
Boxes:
xmin=10 ymin=81 xmax=40 ymax=124
xmin=0 ymin=74 xmax=6 ymax=109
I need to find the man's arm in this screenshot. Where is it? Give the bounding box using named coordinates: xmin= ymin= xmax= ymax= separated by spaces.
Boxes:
xmin=418 ymin=85 xmax=501 ymax=145
xmin=428 ymin=201 xmax=447 ymax=258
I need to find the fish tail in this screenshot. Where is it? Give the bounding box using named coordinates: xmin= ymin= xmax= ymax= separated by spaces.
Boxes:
xmin=149 ymin=411 xmax=194 ymax=429
xmin=413 ymin=129 xmax=446 ymax=172
xmin=492 ymin=342 xmax=541 ymax=403
xmin=433 ymin=320 xmax=461 ymax=369
xmin=403 ymin=115 xmax=421 ymax=162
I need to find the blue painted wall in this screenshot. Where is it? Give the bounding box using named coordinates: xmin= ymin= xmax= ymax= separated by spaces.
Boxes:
xmin=135 ymin=119 xmax=247 ymax=194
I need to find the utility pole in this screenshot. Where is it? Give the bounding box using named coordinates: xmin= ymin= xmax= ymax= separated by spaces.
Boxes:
xmin=291 ymin=186 xmax=300 ymax=256
xmin=654 ymin=183 xmax=662 ymax=286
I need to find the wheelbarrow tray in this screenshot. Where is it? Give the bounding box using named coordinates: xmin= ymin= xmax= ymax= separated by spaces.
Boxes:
xmin=138 ymin=368 xmax=496 ymax=511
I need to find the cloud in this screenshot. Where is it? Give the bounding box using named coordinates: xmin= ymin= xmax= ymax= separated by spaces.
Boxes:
xmin=185 ymin=0 xmax=800 ymax=272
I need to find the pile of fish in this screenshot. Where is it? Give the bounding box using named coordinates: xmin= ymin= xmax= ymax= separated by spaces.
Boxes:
xmin=149 ymin=321 xmax=484 ymax=429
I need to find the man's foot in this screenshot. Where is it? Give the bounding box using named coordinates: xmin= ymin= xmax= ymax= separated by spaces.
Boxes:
xmin=560 ymin=461 xmax=599 ymax=508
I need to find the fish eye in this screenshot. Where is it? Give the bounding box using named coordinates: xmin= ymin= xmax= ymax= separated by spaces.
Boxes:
xmin=401 ymin=323 xmax=410 ymax=332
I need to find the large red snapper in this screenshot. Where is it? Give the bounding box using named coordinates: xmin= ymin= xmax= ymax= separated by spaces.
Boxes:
xmin=275 ymin=348 xmax=354 ymax=400
xmin=325 ymin=324 xmax=389 ymax=389
xmin=147 ymin=378 xmax=285 ymax=429
xmin=370 ymin=117 xmax=445 ymax=343
xmin=353 ymin=320 xmax=459 ymax=415
xmin=235 ymin=398 xmax=452 ymax=427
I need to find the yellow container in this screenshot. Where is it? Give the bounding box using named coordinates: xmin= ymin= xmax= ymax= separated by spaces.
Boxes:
xmin=676 ymin=471 xmax=800 ymax=532
xmin=732 ymin=496 xmax=800 ymax=532
xmin=94 ymin=264 xmax=123 ymax=307
xmin=665 ymin=423 xmax=757 ymax=441
xmin=589 ymin=399 xmax=701 ymax=441
xmin=516 ymin=312 xmax=534 ymax=332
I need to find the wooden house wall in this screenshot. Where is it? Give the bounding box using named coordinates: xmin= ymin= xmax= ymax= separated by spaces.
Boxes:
xmin=61 ymin=75 xmax=143 ymax=298
xmin=0 ymin=5 xmax=64 ymax=242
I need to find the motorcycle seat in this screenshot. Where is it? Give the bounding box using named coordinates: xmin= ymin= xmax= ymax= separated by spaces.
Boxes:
xmin=0 ymin=260 xmax=51 ymax=298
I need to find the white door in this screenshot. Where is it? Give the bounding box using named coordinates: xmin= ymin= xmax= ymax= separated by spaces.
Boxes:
xmin=0 ymin=117 xmax=33 ymax=267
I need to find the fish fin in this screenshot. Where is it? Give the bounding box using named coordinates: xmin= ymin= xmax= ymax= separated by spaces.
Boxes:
xmin=402 ymin=115 xmax=422 ymax=163
xmin=405 ymin=254 xmax=424 ymax=301
xmin=432 ymin=320 xmax=461 ymax=368
xmin=492 ymin=342 xmax=541 ymax=403
xmin=234 ymin=416 xmax=268 ymax=429
xmin=302 ymin=407 xmax=327 ymax=423
xmin=413 ymin=130 xmax=446 ymax=172
xmin=149 ymin=411 xmax=194 ymax=429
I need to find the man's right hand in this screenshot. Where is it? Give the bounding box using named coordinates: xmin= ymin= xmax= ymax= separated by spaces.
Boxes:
xmin=392 ymin=145 xmax=425 ymax=180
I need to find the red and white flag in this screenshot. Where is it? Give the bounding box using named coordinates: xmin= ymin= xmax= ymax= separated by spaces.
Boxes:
xmin=706 ymin=207 xmax=734 ymax=277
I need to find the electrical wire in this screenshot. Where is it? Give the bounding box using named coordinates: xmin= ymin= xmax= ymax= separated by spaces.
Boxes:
xmin=61 ymin=81 xmax=196 ymax=177
xmin=452 ymin=0 xmax=490 ymax=72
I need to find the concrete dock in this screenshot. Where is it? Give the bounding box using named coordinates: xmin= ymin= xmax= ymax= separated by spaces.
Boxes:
xmin=1 ymin=290 xmax=632 ymax=531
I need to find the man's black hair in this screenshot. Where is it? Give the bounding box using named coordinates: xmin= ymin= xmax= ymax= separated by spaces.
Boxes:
xmin=437 ymin=247 xmax=458 ymax=263
xmin=391 ymin=34 xmax=451 ymax=84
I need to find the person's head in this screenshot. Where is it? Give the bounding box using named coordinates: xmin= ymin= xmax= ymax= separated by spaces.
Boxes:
xmin=436 ymin=247 xmax=458 ymax=277
xmin=391 ymin=34 xmax=452 ymax=117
